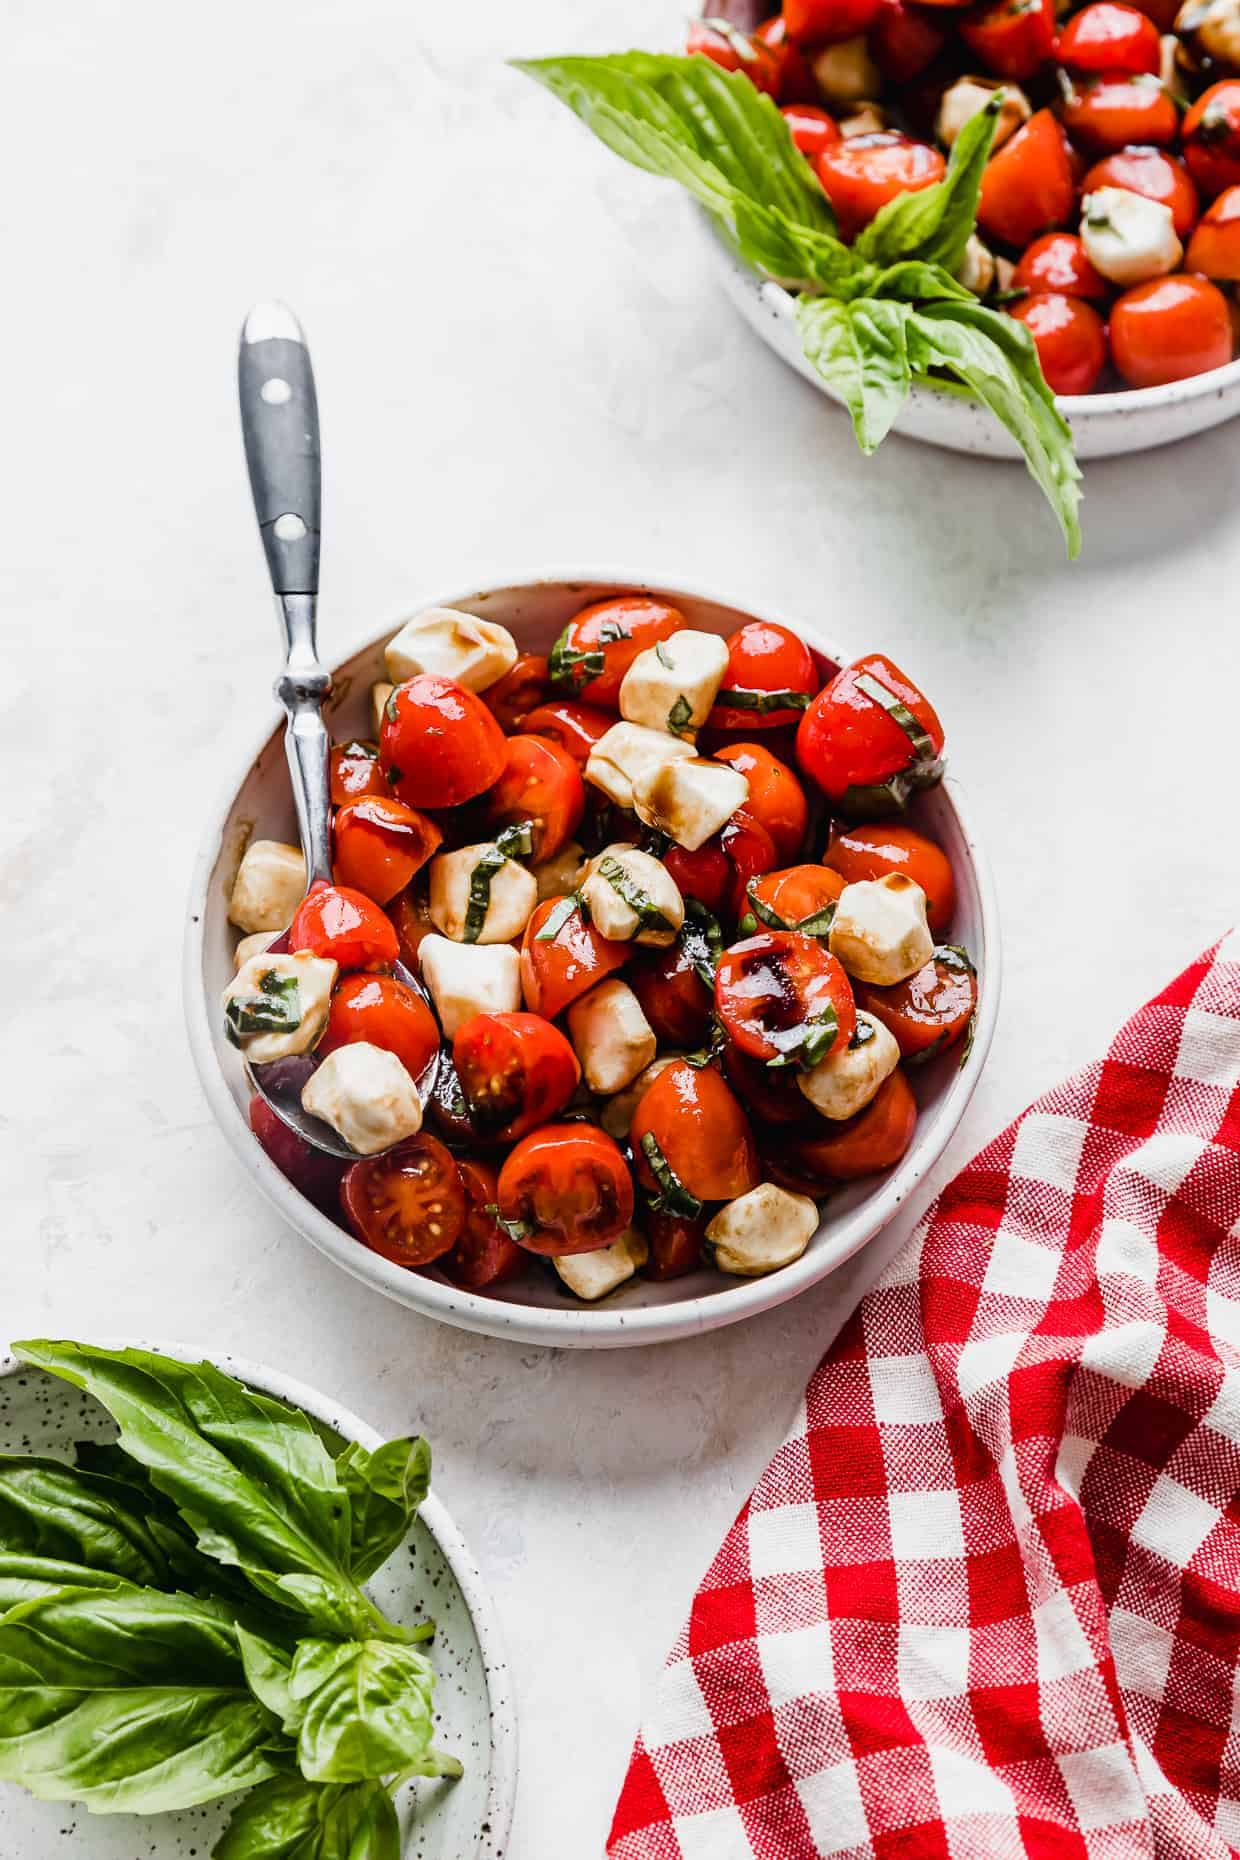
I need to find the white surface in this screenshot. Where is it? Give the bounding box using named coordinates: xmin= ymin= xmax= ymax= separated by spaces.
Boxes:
xmin=1 ymin=2 xmax=1239 ymax=1856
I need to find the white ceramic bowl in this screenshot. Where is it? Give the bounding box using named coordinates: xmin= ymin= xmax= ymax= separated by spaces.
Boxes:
xmin=701 ymin=213 xmax=1240 ymax=459
xmin=185 ymin=574 xmax=1000 ymax=1349
xmin=0 ymin=1344 xmax=517 ymax=1860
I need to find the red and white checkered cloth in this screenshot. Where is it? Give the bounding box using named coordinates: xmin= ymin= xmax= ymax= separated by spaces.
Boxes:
xmin=611 ymin=932 xmax=1240 ymax=1860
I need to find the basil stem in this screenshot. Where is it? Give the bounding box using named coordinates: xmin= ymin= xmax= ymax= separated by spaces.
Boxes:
xmin=666 ymin=694 xmax=695 ymax=737
xmin=536 ymin=892 xmax=584 ymax=941
xmin=654 ymin=640 xmax=674 ymax=668
xmin=224 ymin=970 xmax=302 ymax=1048
xmin=765 ymin=1004 xmax=839 ymax=1071
xmin=640 ymin=1132 xmax=704 ymax=1221
xmin=598 ymin=856 xmax=674 ymax=933
xmin=714 ymin=686 xmax=812 ymax=713
xmin=680 ymin=899 xmax=724 ymax=988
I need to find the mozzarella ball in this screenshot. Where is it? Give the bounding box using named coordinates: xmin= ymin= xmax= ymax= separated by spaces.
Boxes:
xmin=707 ymin=1183 xmax=820 ymax=1276
xmin=371 ymin=683 xmax=394 ymax=739
xmin=618 ymin=628 xmax=729 ymax=738
xmin=956 ymin=234 xmax=996 ymax=297
xmin=1081 ymin=187 xmax=1182 ymax=286
xmin=631 ymin=758 xmax=749 ymax=851
xmin=797 ymin=1012 xmax=900 ymax=1121
xmin=566 ymin=978 xmax=658 ymax=1094
xmin=580 ymin=846 xmax=684 ymax=947
xmin=221 ymin=950 xmax=337 ymax=1064
xmin=553 ymin=1228 xmax=649 ymax=1301
xmin=428 ymin=844 xmax=538 ymax=944
xmin=234 ymin=930 xmax=278 ymax=970
xmin=532 ymin=841 xmax=585 ymax=903
xmin=937 ymin=76 xmax=1030 ymax=151
xmin=585 ymin=722 xmax=697 ymax=812
xmin=829 ymin=873 xmax=933 ymax=985
xmin=301 ymin=1042 xmax=423 ymax=1155
xmin=599 ymin=1055 xmax=681 ymax=1140
xmin=228 ymin=839 xmax=307 ymax=934
xmin=839 ymin=101 xmax=889 ymax=138
xmin=418 ymin=935 xmax=521 ymax=1038
xmin=384 ymin=607 xmax=518 ymax=693
xmin=811 ymin=35 xmax=881 ymax=104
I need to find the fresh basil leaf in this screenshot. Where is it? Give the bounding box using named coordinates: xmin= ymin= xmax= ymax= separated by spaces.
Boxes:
xmin=680 ymin=899 xmax=724 ymax=989
xmin=742 ymin=882 xmax=790 ymax=932
xmin=714 ymin=685 xmax=812 ymax=713
xmin=335 ymin=1436 xmax=431 ymax=1584
xmin=765 ymin=1004 xmax=839 ymax=1070
xmin=854 ymin=671 xmax=940 ymax=765
xmin=225 ymin=970 xmax=302 ymax=1046
xmin=214 ymin=1776 xmax=400 ymax=1860
xmin=640 ymin=1132 xmax=704 ymax=1221
xmin=794 ymin=296 xmax=912 ymax=454
xmin=0 ymin=1552 xmax=137 ymax=1611
xmin=869 ymin=260 xmax=975 ymax=304
xmin=0 ymin=1454 xmax=174 ymax=1589
xmin=854 ymin=95 xmax=1001 ymax=274
xmin=463 ymin=846 xmax=507 ymax=944
xmin=237 ymin=1621 xmax=301 ymax=1732
xmin=535 ymin=892 xmax=584 ymax=941
xmin=598 ymin=856 xmax=675 ymax=934
xmin=290 ymin=1638 xmax=460 ymax=1785
xmin=666 ymin=694 xmax=695 ymax=737
xmin=654 ymin=639 xmax=674 ymax=668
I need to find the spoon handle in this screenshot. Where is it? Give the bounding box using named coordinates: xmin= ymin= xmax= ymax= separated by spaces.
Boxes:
xmin=238 ymin=302 xmax=333 ymax=887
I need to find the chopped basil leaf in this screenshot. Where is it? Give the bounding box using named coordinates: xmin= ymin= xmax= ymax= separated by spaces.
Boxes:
xmin=743 ymin=883 xmax=791 ymax=932
xmin=737 ymin=911 xmax=757 ymax=936
xmin=385 ymin=691 xmax=400 ymax=723
xmin=680 ymin=899 xmax=724 ymax=989
xmin=666 ymin=694 xmax=695 ymax=737
xmin=640 ymin=1131 xmax=704 ymax=1220
xmin=536 ymin=892 xmax=584 ymax=941
xmin=548 ymin=627 xmax=605 ymax=692
xmin=905 ymin=1029 xmax=949 ymax=1068
xmin=848 ymin=1018 xmax=876 ymax=1050
xmin=741 ymin=881 xmax=835 ymax=938
xmin=484 ymin=1203 xmax=537 ymax=1243
xmin=654 ymin=640 xmax=674 ymax=669
xmin=936 ymin=942 xmax=976 ymax=977
xmin=598 ymin=855 xmax=674 ymax=933
xmin=839 ymin=764 xmax=943 ymax=818
xmin=684 ymin=1020 xmax=725 ymax=1069
xmin=494 ymin=819 xmax=535 ymax=859
xmin=765 ymin=1004 xmax=840 ymax=1071
xmin=462 ymin=848 xmax=506 ymax=943
xmin=854 ymin=671 xmax=939 ymax=766
xmin=224 ymin=969 xmax=302 ymax=1047
xmin=795 ymin=901 xmax=837 ymax=937
xmin=598 ymin=620 xmax=631 ymax=645
xmin=959 ymin=1011 xmax=978 ymax=1069
xmin=714 ymin=686 xmax=812 ymax=714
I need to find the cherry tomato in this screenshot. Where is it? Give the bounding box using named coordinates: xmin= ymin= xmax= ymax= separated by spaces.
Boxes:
xmin=519 ymin=700 xmax=614 ymax=763
xmin=332 ymin=796 xmax=442 ymax=905
xmin=1109 ymin=273 xmax=1234 ymax=384
xmin=249 ymin=1095 xmax=346 ymax=1217
xmin=631 ymin=1060 xmax=759 ymax=1202
xmin=389 ymin=889 xmax=436 ymax=968
xmin=427 ymin=1049 xmax=489 ymax=1148
xmin=497 ymin=1124 xmax=634 ymax=1256
xmin=825 ymin=823 xmax=955 ymax=933
xmin=786 ymin=1070 xmax=918 ymax=1181
xmin=1056 ymin=1 xmax=1161 ymax=71
xmin=317 ymin=973 xmax=440 ymax=1085
xmin=342 ymin=1132 xmax=466 ymax=1268
xmin=744 ymin=863 xmax=846 ymax=932
xmin=872 ymin=0 xmax=948 ymax=80
xmin=1012 ymin=231 xmax=1110 ymax=298
xmin=1007 ymin=292 xmax=1109 ymax=393
xmin=520 ymin=897 xmax=630 ymax=1019
xmin=1186 ymin=183 xmax=1240 ymax=276
xmin=664 ymin=840 xmax=733 ymax=917
xmin=1184 ymin=83 xmax=1240 ymax=199
xmin=783 ymin=0 xmax=883 ymax=42
xmin=961 ymin=0 xmax=1056 ymax=80
xmin=330 ymin=740 xmax=387 ymax=805
xmin=439 ymin=1159 xmax=526 ymax=1290
xmin=817 ymin=134 xmax=946 ymax=241
xmin=380 ymin=675 xmax=507 ymax=809
xmin=289 ymin=881 xmax=400 ymax=971
xmin=978 ymin=110 xmax=1076 ymax=246
xmin=548 ymin=596 xmax=685 ymax=709
xmin=721 ymin=1037 xmax=808 ymax=1124
xmin=709 ymin=622 xmax=821 ymax=733
xmin=1060 ymin=74 xmax=1178 ymax=152
xmin=782 ymin=103 xmax=842 ymax=158
xmin=856 ymin=946 xmax=977 ymax=1059
xmin=756 ymin=15 xmax=819 ymax=101
xmin=630 ymin=941 xmax=715 ymax=1047
xmin=796 ymin=652 xmax=945 ymax=814
xmin=686 ymin=18 xmax=782 ymax=92
xmin=483 ymin=733 xmax=585 ymax=864
xmin=721 ymin=807 xmax=780 ymax=919
xmin=712 ymin=743 xmax=809 ymax=863
xmin=482 ymin=653 xmax=550 ymax=733
xmin=453 ymin=1012 xmax=580 ymax=1142
xmin=715 ymin=931 xmax=856 ymax=1067
xmin=643 ymin=1212 xmax=707 ymax=1281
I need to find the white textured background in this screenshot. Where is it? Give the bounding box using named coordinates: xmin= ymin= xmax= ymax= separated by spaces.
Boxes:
xmin=2 ymin=1 xmax=1239 ymax=1854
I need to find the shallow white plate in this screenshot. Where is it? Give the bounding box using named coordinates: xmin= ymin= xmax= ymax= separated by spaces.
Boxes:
xmin=185 ymin=573 xmax=1000 ymax=1350
xmin=0 ymin=1347 xmax=517 ymax=1860
xmin=701 ymin=212 xmax=1240 ymax=460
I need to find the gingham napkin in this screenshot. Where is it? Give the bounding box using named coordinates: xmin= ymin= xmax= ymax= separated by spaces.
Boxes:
xmin=611 ymin=931 xmax=1240 ymax=1860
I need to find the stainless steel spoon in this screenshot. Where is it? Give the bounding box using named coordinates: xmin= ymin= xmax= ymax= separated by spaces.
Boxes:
xmin=237 ymin=300 xmax=436 ymax=1158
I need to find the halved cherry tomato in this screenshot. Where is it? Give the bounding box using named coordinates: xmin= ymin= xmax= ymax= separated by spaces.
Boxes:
xmin=756 ymin=14 xmax=819 ymax=101
xmin=380 ymin=675 xmax=507 ymax=808
xmin=856 ymin=946 xmax=977 ymax=1059
xmin=1186 ymin=183 xmax=1240 ymax=276
xmin=782 ymin=103 xmax=842 ymax=158
xmin=712 ymin=743 xmax=809 ymax=863
xmin=1184 ymin=83 xmax=1240 ymax=199
xmin=439 ymin=1159 xmax=526 ymax=1289
xmin=1057 ymin=1 xmax=1161 ymax=71
xmin=482 ymin=654 xmax=550 ymax=733
xmin=520 ymin=897 xmax=629 ymax=1019
xmin=519 ymin=700 xmax=614 ymax=763
xmin=290 ymin=882 xmax=400 ymax=971
xmin=548 ymin=596 xmax=685 ymax=709
xmin=330 ymin=740 xmax=388 ymax=805
xmin=796 ymin=653 xmax=944 ymax=813
xmin=708 ymin=621 xmax=821 ymax=733
xmin=630 ymin=941 xmax=715 ymax=1047
xmin=783 ymin=0 xmax=883 ymax=42
xmin=744 ymin=863 xmax=846 ymax=932
xmin=388 ymin=889 xmax=436 ymax=967
xmin=1109 ymin=273 xmax=1234 ymax=384
xmin=720 ymin=808 xmax=779 ymax=919
xmin=342 ymin=1132 xmax=466 ymax=1267
xmin=872 ymin=0 xmax=948 ymax=80
xmin=1012 ymin=230 xmax=1110 ymax=299
xmin=332 ymin=796 xmax=442 ymax=905
xmin=817 ymin=134 xmax=946 ymax=241
xmin=715 ymin=931 xmax=856 ymax=1067
xmin=1007 ymin=292 xmax=1109 ymax=394
xmin=250 ymin=1095 xmax=346 ymax=1216
xmin=977 ymin=109 xmax=1076 ymax=246
xmin=721 ymin=1038 xmax=808 ymax=1124
xmin=664 ymin=840 xmax=733 ymax=917
xmin=643 ymin=1212 xmax=707 ymax=1281
xmin=497 ymin=1124 xmax=634 ymax=1256
xmin=961 ymin=0 xmax=1056 ymax=81
xmin=630 ymin=1061 xmax=758 ymax=1202
xmin=453 ymin=1012 xmax=580 ymax=1142
xmin=1060 ymin=74 xmax=1178 ymax=152
xmin=317 ymin=972 xmax=440 ymax=1085
xmin=427 ymin=1049 xmax=488 ymax=1148
xmin=825 ymin=823 xmax=955 ymax=933
xmin=686 ymin=18 xmax=782 ymax=92
xmin=483 ymin=733 xmax=584 ymax=863
xmin=786 ymin=1070 xmax=918 ymax=1181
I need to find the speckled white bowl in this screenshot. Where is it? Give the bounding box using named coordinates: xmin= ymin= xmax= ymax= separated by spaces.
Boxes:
xmin=701 ymin=214 xmax=1240 ymax=459
xmin=0 ymin=1347 xmax=517 ymax=1860
xmin=185 ymin=573 xmax=1000 ymax=1349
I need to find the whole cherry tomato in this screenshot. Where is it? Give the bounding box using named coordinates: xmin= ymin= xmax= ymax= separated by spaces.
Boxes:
xmin=961 ymin=0 xmax=1056 ymax=80
xmin=497 ymin=1124 xmax=634 ymax=1256
xmin=756 ymin=15 xmax=819 ymax=101
xmin=482 ymin=653 xmax=550 ymax=733
xmin=250 ymin=1095 xmax=346 ymax=1217
xmin=825 ymin=822 xmax=955 ymax=933
xmin=817 ymin=134 xmax=946 ymax=241
xmin=712 ymin=743 xmax=809 ymax=862
xmin=720 ymin=807 xmax=779 ymax=919
xmin=332 ymin=796 xmax=442 ymax=905
xmin=856 ymin=946 xmax=977 ymax=1060
xmin=1007 ymin=292 xmax=1109 ymax=394
xmin=1109 ymin=273 xmax=1234 ymax=384
xmin=439 ymin=1159 xmax=526 ymax=1290
xmin=715 ymin=931 xmax=856 ymax=1066
xmin=342 ymin=1133 xmax=466 ymax=1268
xmin=1056 ymin=0 xmax=1161 ymax=71
xmin=786 ymin=1070 xmax=918 ymax=1181
xmin=664 ymin=840 xmax=733 ymax=916
xmin=743 ymin=863 xmax=846 ymax=933
xmin=548 ymin=596 xmax=685 ymax=709
xmin=380 ymin=675 xmax=507 ymax=809
xmin=686 ymin=18 xmax=782 ymax=92
xmin=330 ymin=740 xmax=388 ymax=805
xmin=1183 ymin=83 xmax=1240 ymax=198
xmin=978 ymin=110 xmax=1076 ymax=246
xmin=453 ymin=1012 xmax=580 ymax=1142
xmin=518 ymin=700 xmax=614 ymax=763
xmin=520 ymin=897 xmax=629 ymax=1019
xmin=1060 ymin=74 xmax=1178 ymax=151
xmin=1186 ymin=183 xmax=1240 ymax=276
xmin=796 ymin=652 xmax=944 ymax=813
xmin=317 ymin=972 xmax=440 ymax=1085
xmin=721 ymin=1037 xmax=808 ymax=1124
xmin=643 ymin=1211 xmax=707 ymax=1281
xmin=1012 ymin=231 xmax=1110 ymax=299
xmin=290 ymin=881 xmax=399 ymax=971
xmin=871 ymin=0 xmax=948 ymax=80
xmin=630 ymin=1060 xmax=759 ymax=1202
xmin=783 ymin=0 xmax=883 ymax=42
xmin=630 ymin=941 xmax=715 ymax=1047
xmin=782 ymin=104 xmax=842 ymax=158
xmin=708 ymin=621 xmax=821 ymax=733
xmin=483 ymin=733 xmax=584 ymax=862
xmin=388 ymin=889 xmax=436 ymax=967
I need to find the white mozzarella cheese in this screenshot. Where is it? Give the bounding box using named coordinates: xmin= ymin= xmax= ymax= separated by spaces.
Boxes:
xmin=301 ymin=1042 xmax=423 ymax=1155
xmin=584 ymin=722 xmax=696 ymax=811
xmin=839 ymin=101 xmax=889 ymax=137
xmin=428 ymin=844 xmax=538 ymax=945
xmin=418 ymin=935 xmax=521 ymax=1039
xmin=618 ymin=629 xmax=729 ymax=738
xmin=370 ymin=683 xmax=394 ymax=739
xmin=532 ymin=841 xmax=585 ymax=903
xmin=383 ymin=607 xmax=518 ymax=693
xmin=937 ymin=76 xmax=1030 ymax=149
xmin=955 ymin=234 xmax=996 ymax=297
xmin=221 ymin=951 xmax=337 ymax=1064
xmin=553 ymin=1228 xmax=649 ymax=1301
xmin=579 ymin=845 xmax=684 ymax=947
xmin=227 ymin=840 xmax=307 ymax=934
xmin=234 ymin=930 xmax=278 ymax=970
xmin=1176 ymin=0 xmax=1240 ymax=66
xmin=599 ymin=1055 xmax=681 ymax=1140
xmin=829 ymin=873 xmax=933 ymax=985
xmin=811 ymin=34 xmax=881 ymax=103
xmin=706 ymin=1183 xmax=820 ymax=1277
xmin=797 ymin=1011 xmax=900 ymax=1121
xmin=1081 ymin=187 xmax=1182 ymax=286
xmin=566 ymin=979 xmax=658 ymax=1094
xmin=632 ymin=757 xmax=749 ymax=851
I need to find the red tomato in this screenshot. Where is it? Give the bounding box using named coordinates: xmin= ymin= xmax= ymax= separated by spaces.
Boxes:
xmin=427 ymin=1049 xmax=489 ymax=1149
xmin=630 ymin=942 xmax=715 ymax=1047
xmin=520 ymin=897 xmax=629 ymax=1019
xmin=332 ymin=796 xmax=442 ymax=905
xmin=1109 ymin=273 xmax=1234 ymax=384
xmin=1183 ymin=83 xmax=1240 ymax=199
xmin=439 ymin=1159 xmax=526 ymax=1290
xmin=711 ymin=743 xmax=809 ymax=863
xmin=380 ymin=675 xmax=507 ymax=809
xmin=783 ymin=0 xmax=883 ymax=42
xmin=1007 ymin=292 xmax=1109 ymax=394
xmin=329 ymin=741 xmax=387 ymax=805
xmin=483 ymin=733 xmax=584 ymax=863
xmin=452 ymin=1012 xmax=580 ymax=1142
xmin=782 ymin=103 xmax=841 ymax=158
xmin=686 ymin=18 xmax=782 ymax=92
xmin=796 ymin=652 xmax=945 ymax=813
xmin=961 ymin=0 xmax=1056 ymax=80
xmin=290 ymin=881 xmax=399 ymax=971
xmin=389 ymin=890 xmax=436 ymax=968
xmin=715 ymin=931 xmax=856 ymax=1067
xmin=317 ymin=973 xmax=440 ymax=1085
xmin=482 ymin=654 xmax=549 ymax=733
xmin=548 ymin=597 xmax=685 ymax=709
xmin=497 ymin=1124 xmax=634 ymax=1256
xmin=663 ymin=840 xmax=733 ymax=917
xmin=978 ymin=110 xmax=1076 ymax=246
xmin=1186 ymin=184 xmax=1240 ymax=277
xmin=825 ymin=823 xmax=955 ymax=933
xmin=757 ymin=14 xmax=819 ymax=100
xmin=720 ymin=808 xmax=779 ymax=918
xmin=518 ymin=700 xmax=614 ymax=763
xmin=342 ymin=1133 xmax=466 ymax=1268
xmin=630 ymin=1061 xmax=759 ymax=1202
xmin=1060 ymin=74 xmax=1178 ymax=152
xmin=786 ymin=1070 xmax=918 ymax=1181
xmin=1012 ymin=231 xmax=1110 ymax=299
xmin=249 ymin=1095 xmax=346 ymax=1216
xmin=817 ymin=134 xmax=946 ymax=241
xmin=744 ymin=863 xmax=846 ymax=933
xmin=856 ymin=947 xmax=977 ymax=1059
xmin=1056 ymin=1 xmax=1161 ymax=71
xmin=871 ymin=0 xmax=948 ymax=80
xmin=708 ymin=621 xmax=821 ymax=733
xmin=643 ymin=1212 xmax=707 ymax=1281
xmin=721 ymin=1037 xmax=808 ymax=1124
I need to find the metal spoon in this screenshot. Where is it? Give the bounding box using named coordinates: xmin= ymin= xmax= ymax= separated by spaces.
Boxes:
xmin=237 ymin=300 xmax=436 ymax=1158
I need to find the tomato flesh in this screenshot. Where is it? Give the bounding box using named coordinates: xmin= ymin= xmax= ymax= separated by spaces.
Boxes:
xmin=342 ymin=1133 xmax=466 ymax=1268
xmin=643 ymin=1212 xmax=706 ymax=1281
xmin=630 ymin=941 xmax=715 ymax=1047
xmin=484 ymin=733 xmax=585 ymax=863
xmin=290 ymin=881 xmax=400 ymax=971
xmin=453 ymin=1012 xmax=580 ymax=1142
xmin=317 ymin=972 xmax=440 ymax=1085
xmin=380 ymin=674 xmax=507 ymax=808
xmin=497 ymin=1124 xmax=634 ymax=1255
xmin=856 ymin=947 xmax=977 ymax=1060
xmin=663 ymin=839 xmax=734 ymax=916
xmin=439 ymin=1159 xmax=526 ymax=1289
xmin=520 ymin=897 xmax=630 ymax=1019
xmin=330 ymin=741 xmax=388 ymax=805
xmin=631 ymin=1060 xmax=758 ymax=1202
xmin=482 ymin=654 xmax=549 ymax=733
xmin=715 ymin=930 xmax=856 ymax=1067
xmin=977 ymin=109 xmax=1076 ymax=246
xmin=796 ymin=652 xmax=944 ymax=812
xmin=825 ymin=823 xmax=955 ymax=934
xmin=712 ymin=743 xmax=809 ymax=863
xmin=332 ymin=796 xmax=442 ymax=905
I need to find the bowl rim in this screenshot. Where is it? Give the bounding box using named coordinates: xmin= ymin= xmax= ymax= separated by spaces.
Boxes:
xmin=0 ymin=1341 xmax=518 ymax=1858
xmin=184 ymin=569 xmax=1002 ymax=1348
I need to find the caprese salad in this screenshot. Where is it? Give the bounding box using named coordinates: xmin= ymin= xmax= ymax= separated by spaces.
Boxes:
xmin=224 ymin=597 xmax=977 ymax=1301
